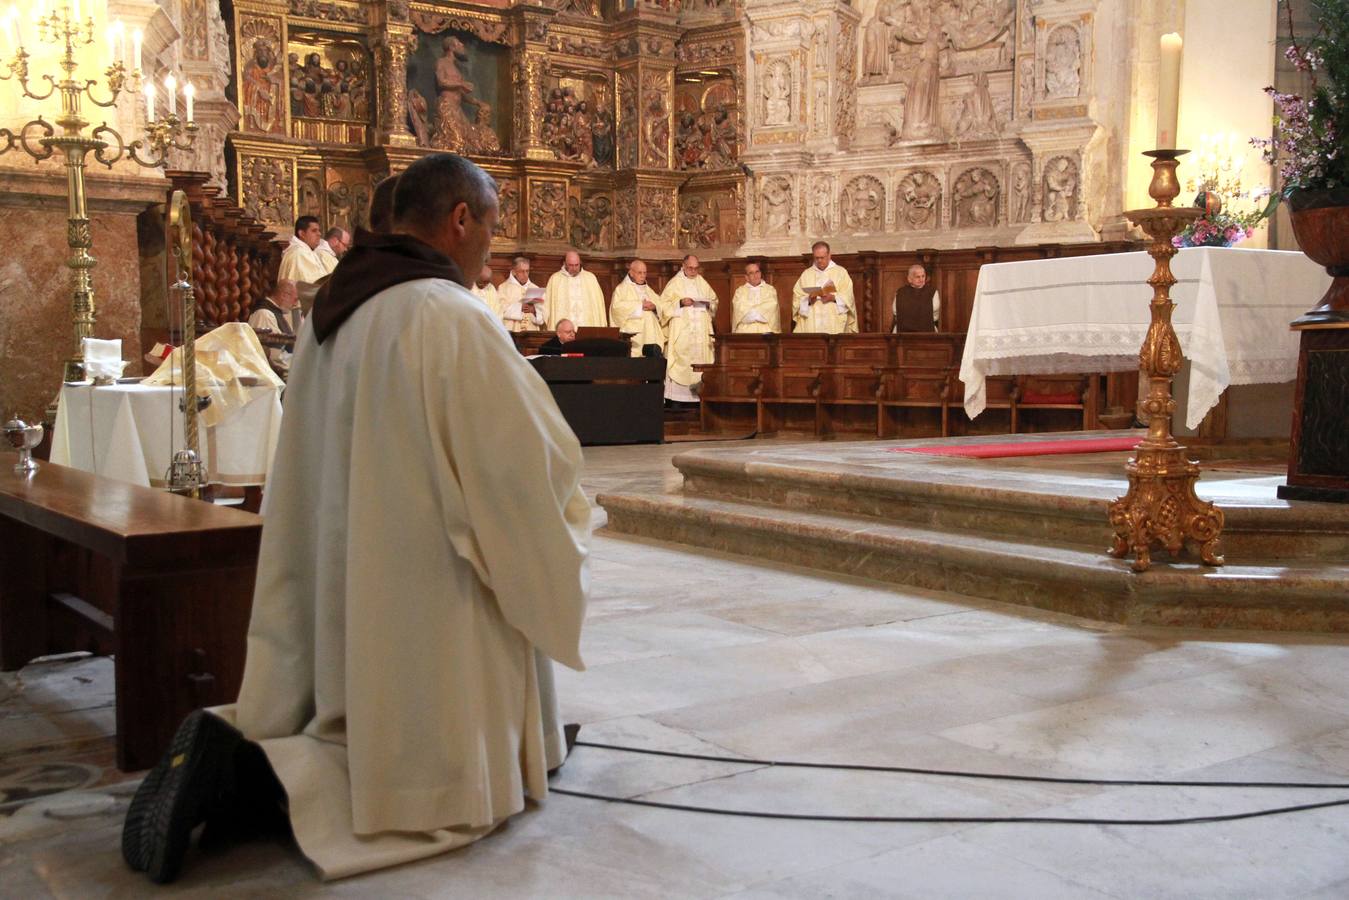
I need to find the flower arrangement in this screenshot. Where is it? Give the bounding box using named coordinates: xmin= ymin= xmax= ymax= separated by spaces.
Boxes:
xmin=1251 ymin=0 xmax=1349 ymax=207
xmin=1172 ymin=209 xmax=1263 ymax=248
xmin=1172 ymin=135 xmax=1271 ymax=248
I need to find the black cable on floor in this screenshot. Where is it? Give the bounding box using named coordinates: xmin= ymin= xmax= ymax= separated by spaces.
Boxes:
xmin=550 ymin=787 xmax=1349 ymax=826
xmin=573 ymin=739 xmax=1349 ymax=790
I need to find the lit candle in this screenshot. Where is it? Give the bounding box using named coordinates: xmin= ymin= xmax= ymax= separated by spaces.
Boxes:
xmin=1156 ymin=32 xmax=1182 ymax=149
xmin=131 ymin=27 xmax=142 ymax=73
xmin=164 ymin=73 xmax=176 ymax=117
xmin=144 ymin=79 xmax=155 ymax=122
xmin=107 ymin=21 xmax=122 ymax=60
xmin=2 ymin=7 xmax=16 ymax=50
xmin=10 ymin=5 xmax=23 ymax=48
xmin=184 ymin=81 xmax=194 ymax=122
xmin=71 ymin=0 xmax=79 ymax=24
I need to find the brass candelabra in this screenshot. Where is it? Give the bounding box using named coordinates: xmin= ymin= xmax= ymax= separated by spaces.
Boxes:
xmin=0 ymin=0 xmax=196 ymax=391
xmin=1107 ymin=148 xmax=1225 ymax=572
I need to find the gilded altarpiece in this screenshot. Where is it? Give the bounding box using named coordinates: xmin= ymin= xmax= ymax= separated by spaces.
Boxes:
xmin=228 ymin=0 xmax=748 ymax=256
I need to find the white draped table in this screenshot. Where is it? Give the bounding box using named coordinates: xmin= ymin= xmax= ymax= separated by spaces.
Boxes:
xmin=960 ymin=247 xmax=1331 ymax=429
xmin=51 ymin=382 xmax=283 ymax=488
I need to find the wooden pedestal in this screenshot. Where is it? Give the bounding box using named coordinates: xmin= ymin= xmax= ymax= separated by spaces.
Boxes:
xmin=1278 ymin=326 xmax=1349 ymax=503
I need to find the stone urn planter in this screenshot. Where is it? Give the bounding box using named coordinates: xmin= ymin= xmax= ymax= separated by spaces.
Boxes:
xmin=1288 ymin=189 xmax=1349 ymax=327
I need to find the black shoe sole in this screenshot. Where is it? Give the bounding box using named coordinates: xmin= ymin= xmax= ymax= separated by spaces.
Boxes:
xmin=122 ymin=710 xmax=243 ymax=885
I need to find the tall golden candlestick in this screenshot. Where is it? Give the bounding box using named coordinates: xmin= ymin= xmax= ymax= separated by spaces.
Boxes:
xmin=0 ymin=0 xmax=196 ymax=407
xmin=1107 ymin=149 xmax=1225 ymax=572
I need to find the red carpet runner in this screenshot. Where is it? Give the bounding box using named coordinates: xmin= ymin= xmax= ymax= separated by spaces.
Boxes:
xmin=891 ymin=436 xmax=1141 ymax=459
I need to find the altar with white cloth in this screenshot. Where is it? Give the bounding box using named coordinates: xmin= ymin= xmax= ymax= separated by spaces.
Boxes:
xmin=50 ymin=382 xmax=283 ymax=488
xmin=960 ymin=247 xmax=1331 ymax=434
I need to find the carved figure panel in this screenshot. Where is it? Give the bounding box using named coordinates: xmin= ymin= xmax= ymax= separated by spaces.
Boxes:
xmin=835 ymin=21 xmax=858 ymax=139
xmin=326 ymin=169 xmax=373 ymax=233
xmin=289 ymin=0 xmax=363 ymax=24
xmin=637 ymin=186 xmax=675 ymax=246
xmin=495 ymin=177 xmax=520 ymax=240
xmin=641 ymin=70 xmax=671 ymax=168
xmin=809 ymin=175 xmax=835 ymax=235
xmin=952 ymin=166 xmax=1000 ymax=227
xmin=758 ymin=175 xmax=793 ymax=238
xmin=761 ymin=57 xmax=793 ymax=127
xmin=541 ymin=77 xmax=613 ymax=167
xmin=182 ymin=0 xmax=209 ymax=59
xmin=569 ymin=190 xmax=612 ymax=250
xmin=617 ymin=71 xmax=639 ymax=169
xmin=239 ymin=16 xmax=286 ymax=136
xmin=1041 ymin=155 xmax=1079 ymax=222
xmin=407 ymin=29 xmax=509 ymax=155
xmin=241 ymin=155 xmax=295 ymax=229
xmin=410 ymin=10 xmax=509 ymax=44
xmin=841 ymin=175 xmax=884 ymax=232
xmin=1043 ymin=25 xmax=1081 ymax=100
xmin=529 ymin=179 xmax=568 ymax=241
xmin=614 ymin=188 xmax=636 ymax=247
xmin=895 ymin=170 xmax=941 ymax=230
xmin=287 ymin=32 xmax=372 ymax=144
xmin=679 ymin=195 xmax=720 ymax=249
xmin=674 ymin=78 xmax=737 ymax=170
xmin=298 ymin=171 xmax=324 ymax=220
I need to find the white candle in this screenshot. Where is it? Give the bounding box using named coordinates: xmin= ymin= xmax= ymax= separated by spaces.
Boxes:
xmin=1156 ymin=32 xmax=1182 ymax=149
xmin=184 ymin=81 xmax=194 ymax=122
xmin=144 ymin=79 xmax=155 ymax=122
xmin=164 ymin=73 xmax=176 ymax=117
xmin=131 ymin=27 xmax=141 ymax=72
xmin=71 ymin=0 xmax=79 ymax=24
xmin=2 ymin=7 xmax=16 ymax=50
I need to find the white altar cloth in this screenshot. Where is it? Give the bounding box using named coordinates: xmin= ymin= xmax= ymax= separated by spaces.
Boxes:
xmin=51 ymin=382 xmax=283 ymax=487
xmin=960 ymin=247 xmax=1330 ymax=429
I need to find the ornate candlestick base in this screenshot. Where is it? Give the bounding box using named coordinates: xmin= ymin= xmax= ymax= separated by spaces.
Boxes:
xmin=1107 ymin=149 xmax=1225 ymax=572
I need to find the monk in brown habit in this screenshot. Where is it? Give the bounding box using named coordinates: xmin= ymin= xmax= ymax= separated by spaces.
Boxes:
xmin=893 ymin=263 xmax=941 ymax=332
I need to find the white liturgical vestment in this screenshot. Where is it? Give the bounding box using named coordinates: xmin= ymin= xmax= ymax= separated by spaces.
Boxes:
xmin=497 ymin=274 xmax=545 ymax=332
xmin=544 ymin=268 xmax=606 ymax=329
xmin=731 ymin=282 xmax=781 ymax=333
xmin=219 ymin=278 xmax=590 ymax=880
xmin=278 ymin=236 xmax=329 ymax=285
xmin=661 ymin=272 xmax=718 ymax=397
xmin=609 ymin=276 xmax=667 ymax=356
xmin=792 ymin=262 xmax=857 ymax=334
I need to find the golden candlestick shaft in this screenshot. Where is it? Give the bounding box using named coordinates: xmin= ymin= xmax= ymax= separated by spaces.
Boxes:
xmin=1107 ymin=149 xmax=1225 ymax=572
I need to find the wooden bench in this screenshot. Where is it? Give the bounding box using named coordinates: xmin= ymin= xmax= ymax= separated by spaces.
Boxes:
xmin=0 ymin=455 xmax=261 ymax=770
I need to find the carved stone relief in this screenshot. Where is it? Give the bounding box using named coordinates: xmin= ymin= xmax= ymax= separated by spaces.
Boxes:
xmin=952 ymin=166 xmax=1000 ymax=227
xmin=241 ymin=156 xmax=295 ymax=229
xmin=529 ymin=179 xmax=568 ymax=241
xmin=289 ymin=0 xmax=364 ymax=24
xmin=834 ymin=21 xmax=857 ymax=139
xmin=495 ymin=178 xmax=520 ymax=240
xmin=298 ymin=171 xmax=324 ymax=219
xmin=1043 ymin=25 xmax=1081 ymax=100
xmin=758 ymin=175 xmax=793 ymax=238
xmin=841 ymin=175 xmax=884 ymax=232
xmin=637 ymin=187 xmax=675 ymax=245
xmin=569 ymin=190 xmax=613 ymax=250
xmin=679 ymin=196 xmax=720 ymax=249
xmin=239 ymin=17 xmax=286 ymax=136
xmin=809 ymin=175 xmax=835 ymax=235
xmin=674 ymin=78 xmax=737 ymax=170
xmin=1041 ymin=155 xmax=1078 ymax=222
xmin=326 ymin=172 xmax=372 ymax=233
xmin=181 ymin=0 xmax=209 ymax=59
xmin=542 ymin=79 xmax=612 ymax=167
xmin=1008 ymin=160 xmax=1032 ymax=223
xmin=761 ymin=58 xmax=793 ymax=127
xmin=895 ymin=170 xmax=941 ymax=230
xmin=641 ymin=71 xmax=672 ymax=168
xmin=614 ymin=189 xmax=636 ymax=247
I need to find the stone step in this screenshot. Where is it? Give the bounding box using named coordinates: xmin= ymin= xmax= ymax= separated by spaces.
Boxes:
xmin=597 ymin=491 xmax=1349 ymax=633
xmin=670 ymin=446 xmax=1349 ymax=562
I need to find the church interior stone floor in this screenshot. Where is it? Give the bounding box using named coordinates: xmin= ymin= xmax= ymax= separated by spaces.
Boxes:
xmin=5 ymin=439 xmax=1349 ymax=897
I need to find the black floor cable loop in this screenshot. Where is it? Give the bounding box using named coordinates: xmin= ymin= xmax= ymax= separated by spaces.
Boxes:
xmin=551 ymin=740 xmax=1349 ymax=827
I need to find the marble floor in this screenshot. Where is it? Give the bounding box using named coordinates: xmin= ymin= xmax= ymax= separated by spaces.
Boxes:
xmin=5 ymin=439 xmax=1349 ymax=898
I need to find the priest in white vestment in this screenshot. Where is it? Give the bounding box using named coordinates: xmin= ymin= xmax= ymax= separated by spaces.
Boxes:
xmin=792 ymin=241 xmax=857 ymax=334
xmin=609 ymin=258 xmax=667 ymax=356
xmin=497 ymin=256 xmax=546 ymax=332
xmin=122 ymin=153 xmax=589 ymax=885
xmin=278 ymin=215 xmax=330 ymax=285
xmin=315 ymin=227 xmax=349 ymax=275
xmin=661 ymin=254 xmax=718 ymax=401
xmin=544 ymin=250 xmax=606 ymax=329
xmin=470 ymin=264 xmax=500 ymax=312
xmin=731 ymin=260 xmax=781 ymax=334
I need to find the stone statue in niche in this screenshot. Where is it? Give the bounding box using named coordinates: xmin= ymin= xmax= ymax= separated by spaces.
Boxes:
xmin=953 ymin=70 xmax=998 ymax=139
xmin=592 ymin=108 xmax=615 ymax=168
xmin=900 ymin=11 xmax=948 ymax=139
xmin=298 ymin=172 xmax=324 ymax=219
xmin=642 ymin=86 xmax=670 ymax=168
xmin=289 ymin=45 xmax=371 ymax=121
xmin=763 ymin=60 xmax=792 ymax=126
xmin=862 ymin=0 xmax=902 ymax=80
xmin=953 ymin=167 xmax=999 ymax=227
xmin=810 ymin=177 xmax=834 ymax=234
xmin=1008 ymin=160 xmax=1031 ymax=223
xmin=896 ymin=170 xmax=941 ymax=230
xmin=241 ymin=27 xmax=285 ymax=135
xmin=1044 ymin=25 xmax=1081 ymax=99
xmin=433 ymin=36 xmax=476 ymax=149
xmin=1016 ymin=55 xmax=1034 ymax=117
xmin=1042 ymin=156 xmax=1078 ymax=221
xmin=842 ymin=175 xmax=885 ymax=232
xmin=814 ymin=82 xmax=829 ymax=133
xmin=760 ymin=176 xmax=793 ymax=237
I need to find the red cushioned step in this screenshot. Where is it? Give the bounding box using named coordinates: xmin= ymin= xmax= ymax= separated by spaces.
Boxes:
xmin=890 ymin=436 xmax=1140 ymax=459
